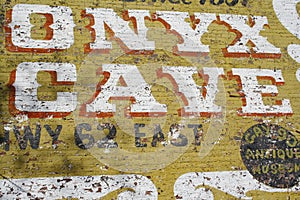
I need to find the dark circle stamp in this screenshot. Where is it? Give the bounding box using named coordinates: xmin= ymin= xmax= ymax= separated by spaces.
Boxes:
xmin=240 ymin=123 xmax=300 ymax=188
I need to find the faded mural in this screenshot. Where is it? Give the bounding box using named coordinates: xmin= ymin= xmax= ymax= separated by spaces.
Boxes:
xmin=0 ymin=0 xmax=300 ymax=199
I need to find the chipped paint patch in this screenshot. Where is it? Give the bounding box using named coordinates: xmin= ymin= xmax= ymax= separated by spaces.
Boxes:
xmin=0 ymin=174 xmax=158 ymax=199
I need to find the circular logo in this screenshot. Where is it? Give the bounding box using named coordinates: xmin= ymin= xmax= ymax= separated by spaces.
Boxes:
xmin=73 ymin=26 xmax=226 ymax=173
xmin=240 ymin=123 xmax=300 ymax=188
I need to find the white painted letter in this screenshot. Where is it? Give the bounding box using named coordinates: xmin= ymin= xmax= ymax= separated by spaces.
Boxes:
xmin=156 ymin=11 xmax=216 ymax=55
xmin=160 ymin=67 xmax=224 ymax=116
xmin=12 ymin=62 xmax=77 ymax=115
xmin=84 ymin=8 xmax=154 ymax=53
xmin=174 ymin=170 xmax=300 ymax=200
xmin=231 ymin=68 xmax=292 ymax=115
xmin=0 ymin=175 xmax=158 ymax=199
xmin=219 ymin=14 xmax=281 ymax=58
xmin=273 ymin=0 xmax=300 ymax=62
xmin=8 ymin=4 xmax=75 ymax=52
xmin=84 ymin=64 xmax=166 ymax=117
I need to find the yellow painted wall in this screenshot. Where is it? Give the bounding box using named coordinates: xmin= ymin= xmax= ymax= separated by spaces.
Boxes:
xmin=0 ymin=0 xmax=300 ymax=199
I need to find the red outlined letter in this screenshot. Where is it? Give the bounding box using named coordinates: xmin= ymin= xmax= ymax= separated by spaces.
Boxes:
xmin=5 ymin=4 xmax=75 ymax=53
xmin=81 ymin=64 xmax=166 ymax=117
xmin=158 ymin=66 xmax=224 ymax=117
xmin=83 ymin=8 xmax=154 ymax=54
xmin=154 ymin=11 xmax=216 ymax=56
xmin=9 ymin=62 xmax=77 ymax=118
xmin=218 ymin=14 xmax=281 ymax=58
xmin=230 ymin=68 xmax=292 ymax=116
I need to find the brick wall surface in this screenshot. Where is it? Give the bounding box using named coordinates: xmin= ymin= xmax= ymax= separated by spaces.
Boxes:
xmin=0 ymin=0 xmax=300 ymax=199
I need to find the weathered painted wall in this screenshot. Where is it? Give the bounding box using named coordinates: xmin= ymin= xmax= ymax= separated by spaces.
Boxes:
xmin=0 ymin=0 xmax=300 ymax=199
